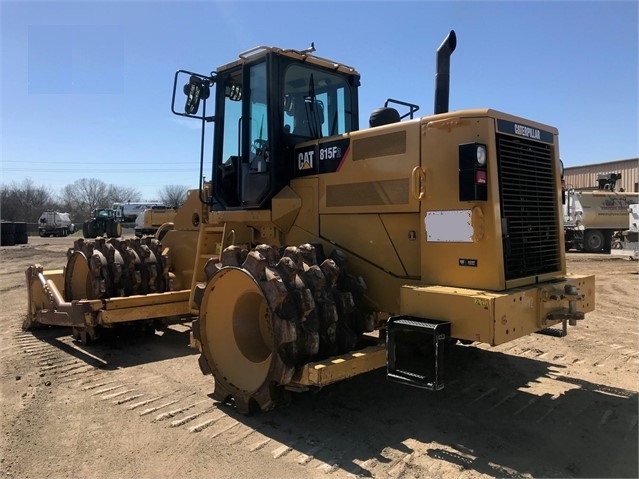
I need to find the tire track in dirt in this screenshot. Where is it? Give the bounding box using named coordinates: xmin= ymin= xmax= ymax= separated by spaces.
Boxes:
xmin=12 ymin=321 xmax=638 ymax=479
xmin=4 ymin=246 xmax=638 ymax=478
xmin=11 ymin=324 xmax=330 ymax=474
xmin=15 ymin=326 xmax=469 ymax=479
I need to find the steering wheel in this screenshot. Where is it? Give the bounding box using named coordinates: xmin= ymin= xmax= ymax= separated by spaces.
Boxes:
xmin=251 ymin=139 xmax=268 ymax=156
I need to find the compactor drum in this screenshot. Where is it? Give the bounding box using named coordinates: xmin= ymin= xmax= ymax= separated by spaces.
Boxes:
xmin=24 ymin=236 xmax=171 ymax=343
xmin=197 ymin=243 xmax=375 ymax=411
xmin=65 ymin=237 xmax=169 ymax=300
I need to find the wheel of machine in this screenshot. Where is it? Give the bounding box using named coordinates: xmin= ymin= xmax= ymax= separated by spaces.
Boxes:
xmin=105 ymin=220 xmax=121 ymax=238
xmin=584 ymin=229 xmax=605 ymax=253
xmin=82 ymin=221 xmax=92 ymax=238
xmin=64 ymin=236 xmax=167 ymax=300
xmin=198 ymin=243 xmax=376 ymax=414
xmin=199 ymin=266 xmax=288 ymax=414
xmin=64 ymin=250 xmax=96 ymax=300
xmin=91 ymin=221 xmax=101 ymax=238
xmin=64 ymin=238 xmax=117 ymax=300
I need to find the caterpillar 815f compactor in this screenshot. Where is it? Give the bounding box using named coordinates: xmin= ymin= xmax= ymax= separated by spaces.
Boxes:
xmin=25 ymin=31 xmax=595 ymax=413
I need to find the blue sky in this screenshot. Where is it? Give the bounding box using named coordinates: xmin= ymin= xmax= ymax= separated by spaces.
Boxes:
xmin=1 ymin=0 xmax=637 ymax=201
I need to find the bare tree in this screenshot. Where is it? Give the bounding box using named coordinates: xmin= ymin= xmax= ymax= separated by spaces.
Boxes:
xmin=1 ymin=177 xmax=143 ymax=225
xmin=0 ymin=179 xmax=55 ymax=222
xmin=60 ymin=178 xmax=111 ymax=221
xmin=107 ymin=185 xmax=141 ymax=205
xmin=59 ymin=178 xmax=143 ymax=222
xmin=158 ymin=185 xmax=188 ymax=209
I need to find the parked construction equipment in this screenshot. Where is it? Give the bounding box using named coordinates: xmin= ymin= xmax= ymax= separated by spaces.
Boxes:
xmin=112 ymin=202 xmax=166 ymax=223
xmin=564 ymin=173 xmax=639 ymax=253
xmin=611 ymin=203 xmax=639 ymax=259
xmin=82 ymin=208 xmax=122 ymax=239
xmin=25 ymin=31 xmax=595 ymax=413
xmin=134 ymin=206 xmax=177 ymax=238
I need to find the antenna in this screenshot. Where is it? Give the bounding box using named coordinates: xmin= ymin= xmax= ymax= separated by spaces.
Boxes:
xmin=301 ymin=42 xmax=316 ymax=55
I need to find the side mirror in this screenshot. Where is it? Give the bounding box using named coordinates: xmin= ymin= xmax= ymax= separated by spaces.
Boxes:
xmin=225 ymin=84 xmax=242 ymax=101
xmin=183 ymin=75 xmax=210 ymax=115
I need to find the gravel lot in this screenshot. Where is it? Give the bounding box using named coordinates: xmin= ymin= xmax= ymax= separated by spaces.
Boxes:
xmin=1 ymin=235 xmax=637 ymax=478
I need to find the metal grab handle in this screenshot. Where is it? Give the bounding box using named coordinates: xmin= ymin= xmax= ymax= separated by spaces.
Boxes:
xmin=411 ymin=166 xmax=426 ymax=200
xmin=226 ymin=229 xmax=236 ymax=246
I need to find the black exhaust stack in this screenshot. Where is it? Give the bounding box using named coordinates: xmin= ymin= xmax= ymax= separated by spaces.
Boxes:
xmin=434 ymin=30 xmax=457 ymax=115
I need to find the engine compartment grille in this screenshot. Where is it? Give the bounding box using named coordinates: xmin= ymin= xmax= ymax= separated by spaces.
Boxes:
xmin=496 ymin=134 xmax=561 ymax=280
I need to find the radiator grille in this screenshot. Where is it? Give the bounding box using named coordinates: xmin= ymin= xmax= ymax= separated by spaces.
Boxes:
xmin=496 ymin=134 xmax=561 ymax=280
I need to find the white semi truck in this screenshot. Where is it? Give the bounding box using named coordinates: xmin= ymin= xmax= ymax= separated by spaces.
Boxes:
xmin=564 ymin=174 xmax=639 ymax=253
xmin=38 ymin=211 xmax=75 ymax=237
xmin=112 ymin=202 xmax=166 ymax=223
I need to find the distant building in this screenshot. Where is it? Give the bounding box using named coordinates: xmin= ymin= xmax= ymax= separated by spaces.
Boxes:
xmin=564 ymin=158 xmax=638 ymax=192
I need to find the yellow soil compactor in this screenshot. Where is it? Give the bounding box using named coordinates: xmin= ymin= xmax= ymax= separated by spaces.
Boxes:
xmin=25 ymin=31 xmax=595 ymax=413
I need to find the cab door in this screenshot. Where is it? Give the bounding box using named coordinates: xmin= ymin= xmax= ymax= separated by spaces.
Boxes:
xmin=213 ymin=59 xmax=272 ymax=209
xmin=239 ymin=59 xmax=271 ymax=207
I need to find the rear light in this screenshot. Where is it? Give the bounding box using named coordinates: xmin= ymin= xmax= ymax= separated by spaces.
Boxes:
xmin=459 ymin=143 xmax=488 ymax=201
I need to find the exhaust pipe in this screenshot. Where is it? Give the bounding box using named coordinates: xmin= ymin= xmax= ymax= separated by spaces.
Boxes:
xmin=434 ymin=30 xmax=457 ymax=115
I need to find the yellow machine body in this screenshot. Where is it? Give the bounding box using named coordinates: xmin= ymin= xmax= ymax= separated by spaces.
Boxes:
xmin=24 ymin=35 xmax=595 ymax=412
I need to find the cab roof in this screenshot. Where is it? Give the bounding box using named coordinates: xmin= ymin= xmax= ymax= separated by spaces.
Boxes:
xmin=216 ymin=45 xmax=360 ymax=77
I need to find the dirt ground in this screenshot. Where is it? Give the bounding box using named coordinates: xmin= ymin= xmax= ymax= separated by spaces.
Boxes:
xmin=1 ymin=235 xmax=637 ymax=479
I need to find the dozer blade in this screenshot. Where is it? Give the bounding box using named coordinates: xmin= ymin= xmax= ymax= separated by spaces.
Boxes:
xmin=25 ymin=264 xmax=192 ymax=334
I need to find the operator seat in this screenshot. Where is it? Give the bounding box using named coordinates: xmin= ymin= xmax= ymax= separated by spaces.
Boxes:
xmin=292 ymin=97 xmax=325 ymax=138
xmin=369 ymin=107 xmax=400 ymax=127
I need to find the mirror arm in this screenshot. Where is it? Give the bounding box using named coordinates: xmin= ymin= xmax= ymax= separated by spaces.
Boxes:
xmin=170 ymin=70 xmax=216 ymax=119
xmin=198 ymin=101 xmax=209 ymax=205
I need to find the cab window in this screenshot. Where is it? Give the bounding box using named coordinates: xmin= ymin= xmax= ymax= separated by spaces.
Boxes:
xmin=283 ymin=64 xmax=352 ymax=140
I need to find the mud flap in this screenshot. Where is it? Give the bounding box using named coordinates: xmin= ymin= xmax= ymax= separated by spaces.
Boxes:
xmin=386 ymin=316 xmax=451 ymax=390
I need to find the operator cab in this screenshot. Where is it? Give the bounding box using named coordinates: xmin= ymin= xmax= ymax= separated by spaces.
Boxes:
xmin=172 ymin=46 xmax=360 ymax=209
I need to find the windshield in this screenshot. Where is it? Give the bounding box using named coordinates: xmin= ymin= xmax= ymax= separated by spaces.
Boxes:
xmin=283 ymin=64 xmax=352 ymax=139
